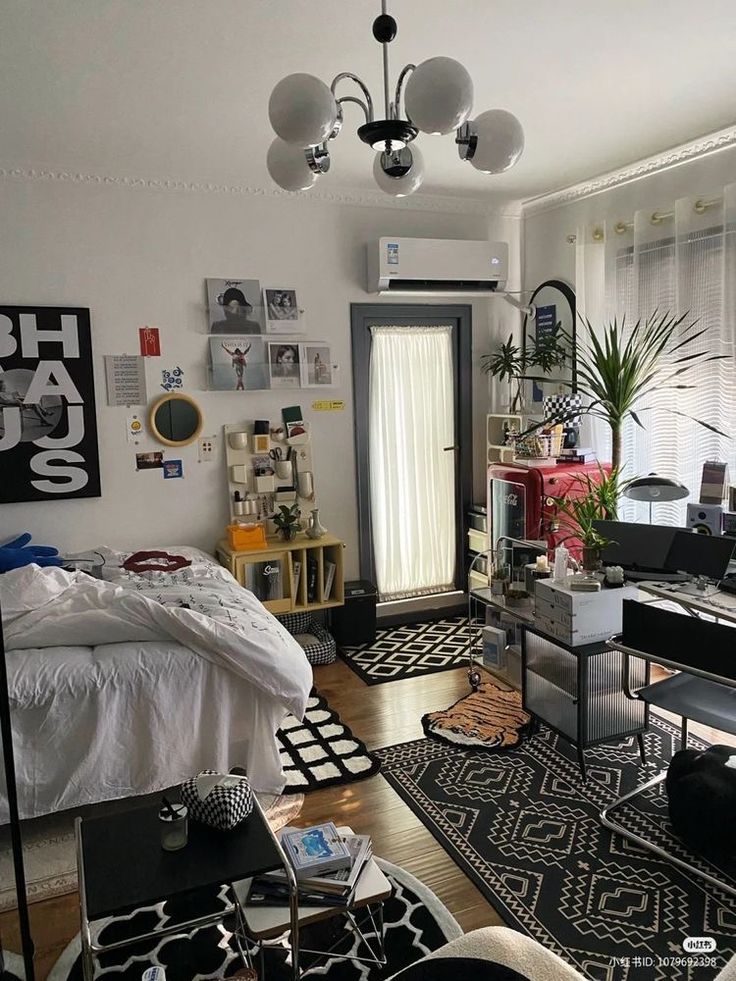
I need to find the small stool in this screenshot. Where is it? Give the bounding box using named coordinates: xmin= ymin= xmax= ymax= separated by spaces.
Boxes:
xmin=278 ymin=611 xmax=337 ymax=665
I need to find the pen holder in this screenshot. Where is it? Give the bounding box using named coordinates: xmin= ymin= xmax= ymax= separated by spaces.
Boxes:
xmin=275 ymin=459 xmax=293 ymax=482
xmin=159 ymin=803 xmax=188 ymax=851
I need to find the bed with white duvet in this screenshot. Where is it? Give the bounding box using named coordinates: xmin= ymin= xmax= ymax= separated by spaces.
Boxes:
xmin=0 ymin=546 xmax=312 ymax=821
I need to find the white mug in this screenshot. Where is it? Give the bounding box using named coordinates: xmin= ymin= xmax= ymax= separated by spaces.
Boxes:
xmin=275 ymin=460 xmax=293 ymax=481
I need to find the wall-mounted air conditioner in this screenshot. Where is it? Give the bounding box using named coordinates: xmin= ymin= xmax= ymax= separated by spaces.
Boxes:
xmin=367 ymin=237 xmax=508 ymax=296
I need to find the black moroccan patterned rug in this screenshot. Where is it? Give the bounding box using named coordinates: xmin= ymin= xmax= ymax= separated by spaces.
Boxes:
xmin=48 ymin=860 xmax=462 ymax=981
xmin=377 ymin=716 xmax=736 ymax=981
xmin=339 ymin=617 xmax=470 ymax=685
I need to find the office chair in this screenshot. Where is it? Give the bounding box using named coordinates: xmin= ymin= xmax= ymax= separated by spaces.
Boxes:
xmin=601 ymin=600 xmax=736 ymax=898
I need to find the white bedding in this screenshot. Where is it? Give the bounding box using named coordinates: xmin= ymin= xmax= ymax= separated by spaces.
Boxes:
xmin=0 ymin=547 xmax=313 ymax=820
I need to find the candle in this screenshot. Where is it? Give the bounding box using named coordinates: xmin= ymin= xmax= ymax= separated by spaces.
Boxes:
xmin=159 ymin=803 xmax=188 ymax=851
xmin=535 ymin=554 xmax=549 ymax=572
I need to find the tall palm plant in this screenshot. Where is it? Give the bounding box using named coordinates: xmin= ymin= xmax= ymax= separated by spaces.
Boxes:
xmin=527 ymin=312 xmax=728 ymax=471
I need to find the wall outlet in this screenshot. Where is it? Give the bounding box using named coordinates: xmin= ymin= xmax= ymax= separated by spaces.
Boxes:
xmin=198 ymin=436 xmax=216 ymax=462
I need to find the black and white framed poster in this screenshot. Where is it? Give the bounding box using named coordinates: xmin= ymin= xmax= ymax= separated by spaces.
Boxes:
xmin=0 ymin=306 xmax=101 ymax=503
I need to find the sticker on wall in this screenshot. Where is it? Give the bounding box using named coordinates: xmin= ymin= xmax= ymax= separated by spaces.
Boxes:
xmin=104 ymin=354 xmax=147 ymax=406
xmin=139 ymin=326 xmax=161 ymax=357
xmin=136 ymin=451 xmax=163 ymax=471
xmin=311 ymin=399 xmax=345 ymax=412
xmin=161 ymin=366 xmax=184 ymax=392
xmin=163 ymin=459 xmax=184 ymax=479
xmin=127 ymin=414 xmax=143 ymax=444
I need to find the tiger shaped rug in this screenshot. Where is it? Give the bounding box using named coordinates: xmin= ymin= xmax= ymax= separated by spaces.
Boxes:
xmin=422 ymin=682 xmax=533 ymax=751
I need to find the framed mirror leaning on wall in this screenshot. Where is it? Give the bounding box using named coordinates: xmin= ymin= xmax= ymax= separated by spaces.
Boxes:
xmin=148 ymin=394 xmax=203 ymax=447
xmin=521 ymin=279 xmax=577 ymax=402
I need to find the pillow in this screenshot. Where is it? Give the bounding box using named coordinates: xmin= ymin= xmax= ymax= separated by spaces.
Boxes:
xmin=666 ymin=744 xmax=736 ymax=859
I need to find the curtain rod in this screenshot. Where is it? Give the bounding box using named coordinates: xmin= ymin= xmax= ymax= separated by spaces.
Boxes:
xmin=566 ymin=196 xmax=722 ymax=244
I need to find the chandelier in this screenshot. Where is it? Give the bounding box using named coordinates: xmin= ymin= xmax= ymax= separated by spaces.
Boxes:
xmin=266 ymin=2 xmax=524 ymax=197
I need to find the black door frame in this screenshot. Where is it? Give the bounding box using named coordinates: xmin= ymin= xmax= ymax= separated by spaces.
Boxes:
xmin=350 ymin=303 xmax=473 ymax=594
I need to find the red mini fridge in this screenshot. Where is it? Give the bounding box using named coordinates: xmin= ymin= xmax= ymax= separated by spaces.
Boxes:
xmin=487 ymin=461 xmax=607 ymax=558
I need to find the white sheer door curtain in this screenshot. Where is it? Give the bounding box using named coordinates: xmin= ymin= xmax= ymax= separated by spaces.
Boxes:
xmin=575 ymin=184 xmax=736 ymax=524
xmin=368 ymin=325 xmax=456 ymax=601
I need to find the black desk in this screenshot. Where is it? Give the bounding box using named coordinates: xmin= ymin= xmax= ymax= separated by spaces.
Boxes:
xmin=76 ymin=798 xmax=299 ymax=980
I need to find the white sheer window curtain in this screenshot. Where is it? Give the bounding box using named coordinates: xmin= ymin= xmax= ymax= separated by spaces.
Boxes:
xmin=575 ymin=184 xmax=736 ymax=524
xmin=368 ymin=325 xmax=456 ymax=600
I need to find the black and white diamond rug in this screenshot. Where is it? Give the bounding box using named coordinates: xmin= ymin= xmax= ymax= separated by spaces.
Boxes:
xmin=378 ymin=717 xmax=736 ymax=981
xmin=278 ymin=691 xmax=380 ymax=794
xmin=47 ymin=860 xmax=462 ymax=981
xmin=339 ymin=617 xmax=470 ymax=685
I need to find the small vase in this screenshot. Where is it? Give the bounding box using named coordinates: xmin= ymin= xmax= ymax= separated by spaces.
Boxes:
xmin=280 ymin=526 xmax=298 ymax=542
xmin=305 ymin=508 xmax=326 ymax=540
xmin=581 ymin=546 xmax=602 ymax=573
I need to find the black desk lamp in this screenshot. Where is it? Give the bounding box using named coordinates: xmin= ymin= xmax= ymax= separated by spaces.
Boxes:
xmin=0 ymin=599 xmax=35 ymax=981
xmin=624 ymin=474 xmax=689 ymax=524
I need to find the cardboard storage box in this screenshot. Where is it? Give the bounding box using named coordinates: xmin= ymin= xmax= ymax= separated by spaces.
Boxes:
xmin=533 ymin=578 xmax=636 ymax=646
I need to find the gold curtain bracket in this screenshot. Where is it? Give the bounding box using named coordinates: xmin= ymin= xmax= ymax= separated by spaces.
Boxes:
xmin=592 ymin=226 xmax=604 ymax=242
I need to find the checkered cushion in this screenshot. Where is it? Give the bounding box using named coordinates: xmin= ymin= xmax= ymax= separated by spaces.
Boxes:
xmin=180 ymin=769 xmax=254 ymax=831
xmin=544 ymin=392 xmax=582 ymax=425
xmin=278 ymin=612 xmax=337 ymax=666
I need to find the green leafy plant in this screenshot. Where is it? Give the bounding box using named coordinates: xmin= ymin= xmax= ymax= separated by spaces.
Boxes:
xmin=552 ymin=465 xmax=626 ymax=553
xmin=481 ymin=324 xmax=568 ymax=413
xmin=273 ymin=503 xmax=300 ymax=540
xmin=525 ymin=312 xmax=727 ymax=471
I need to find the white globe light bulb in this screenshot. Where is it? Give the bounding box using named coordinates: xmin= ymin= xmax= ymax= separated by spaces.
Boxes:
xmin=404 ymin=57 xmax=473 ymax=135
xmin=467 ymin=109 xmax=524 ymax=174
xmin=268 ymin=73 xmax=338 ymax=147
xmin=373 ymin=144 xmax=424 ymax=197
xmin=267 ymin=138 xmax=321 ymax=192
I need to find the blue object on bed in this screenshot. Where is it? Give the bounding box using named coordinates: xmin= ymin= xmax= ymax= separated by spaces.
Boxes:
xmin=0 ymin=533 xmax=62 ymax=572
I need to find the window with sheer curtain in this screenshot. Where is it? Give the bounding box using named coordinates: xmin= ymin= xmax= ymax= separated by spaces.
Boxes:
xmin=576 ymin=186 xmax=736 ymax=525
xmin=368 ymin=325 xmax=456 ymax=600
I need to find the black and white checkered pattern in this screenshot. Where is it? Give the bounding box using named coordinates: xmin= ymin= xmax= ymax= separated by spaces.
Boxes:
xmin=180 ymin=769 xmax=254 ymax=831
xmin=277 ymin=611 xmax=337 ymax=666
xmin=339 ymin=617 xmax=471 ymax=685
xmin=543 ymin=391 xmax=582 ymax=425
xmin=278 ymin=691 xmax=380 ymax=793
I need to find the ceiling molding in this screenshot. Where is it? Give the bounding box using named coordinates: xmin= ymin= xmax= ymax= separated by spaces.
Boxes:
xmin=521 ymin=124 xmax=736 ymax=217
xmin=0 ymin=165 xmax=522 ymax=218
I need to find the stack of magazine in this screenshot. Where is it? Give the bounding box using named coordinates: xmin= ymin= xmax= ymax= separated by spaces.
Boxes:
xmin=246 ymin=822 xmax=373 ymax=908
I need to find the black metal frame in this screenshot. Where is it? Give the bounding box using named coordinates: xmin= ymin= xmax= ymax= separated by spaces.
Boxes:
xmin=350 ymin=303 xmax=473 ymax=592
xmin=0 ymin=599 xmax=35 ymax=981
xmin=521 ymin=279 xmax=578 ymax=393
xmin=521 ymin=623 xmax=649 ymax=781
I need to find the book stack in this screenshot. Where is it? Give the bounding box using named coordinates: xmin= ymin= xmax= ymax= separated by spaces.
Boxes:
xmin=246 ymin=822 xmax=373 ymax=908
xmin=557 ymin=447 xmax=595 ymax=464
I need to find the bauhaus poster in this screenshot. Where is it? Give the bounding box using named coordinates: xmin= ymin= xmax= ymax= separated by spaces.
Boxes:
xmin=0 ymin=306 xmax=101 ymax=503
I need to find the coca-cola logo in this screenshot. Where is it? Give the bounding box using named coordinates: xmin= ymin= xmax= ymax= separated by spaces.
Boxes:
xmin=504 ymin=492 xmax=518 ymax=507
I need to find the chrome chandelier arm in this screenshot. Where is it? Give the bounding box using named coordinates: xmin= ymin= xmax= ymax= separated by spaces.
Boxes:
xmin=336 ymin=95 xmax=371 ymax=126
xmin=394 ymin=63 xmax=415 ymax=120
xmin=331 ymin=73 xmax=374 ymax=121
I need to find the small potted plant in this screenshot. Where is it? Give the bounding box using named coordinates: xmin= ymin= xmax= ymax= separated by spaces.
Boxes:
xmin=490 ymin=563 xmax=510 ymax=596
xmin=273 ymin=503 xmax=300 ymax=541
xmin=552 ymin=465 xmax=623 ymax=571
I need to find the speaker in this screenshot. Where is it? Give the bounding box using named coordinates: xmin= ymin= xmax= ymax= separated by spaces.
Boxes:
xmin=687 ymin=502 xmax=723 ymax=535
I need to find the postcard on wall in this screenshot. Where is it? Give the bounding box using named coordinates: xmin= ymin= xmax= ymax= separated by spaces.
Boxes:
xmin=209 ymin=336 xmax=269 ymax=391
xmin=136 ymin=451 xmax=163 ymax=470
xmin=268 ymin=341 xmax=301 ymax=389
xmin=299 ymin=343 xmax=334 ymax=388
xmin=263 ymin=287 xmax=305 ymax=334
xmin=104 ymin=354 xmax=147 ymax=406
xmin=206 ymin=278 xmax=265 ymax=334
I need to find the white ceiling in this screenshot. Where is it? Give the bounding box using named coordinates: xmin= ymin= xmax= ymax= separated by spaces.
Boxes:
xmin=3 ymin=0 xmax=736 ymax=203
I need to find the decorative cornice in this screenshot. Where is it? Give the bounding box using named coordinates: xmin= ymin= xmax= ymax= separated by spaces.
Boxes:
xmin=0 ymin=165 xmax=522 ymax=218
xmin=521 ymin=124 xmax=736 ymax=217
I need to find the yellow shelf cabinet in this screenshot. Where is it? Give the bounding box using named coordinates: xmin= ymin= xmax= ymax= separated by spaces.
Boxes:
xmin=216 ymin=532 xmax=345 ymax=616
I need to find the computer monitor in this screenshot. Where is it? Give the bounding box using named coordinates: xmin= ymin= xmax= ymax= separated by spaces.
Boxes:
xmin=593 ymin=520 xmax=681 ymax=573
xmin=664 ymin=531 xmax=735 ymax=580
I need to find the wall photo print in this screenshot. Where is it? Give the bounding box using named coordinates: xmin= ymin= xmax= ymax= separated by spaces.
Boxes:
xmin=268 ymin=342 xmax=300 ymax=389
xmin=209 ymin=337 xmax=269 ymax=391
xmin=263 ymin=287 xmax=305 ymax=334
xmin=300 ymin=343 xmax=333 ymax=387
xmin=206 ymin=278 xmax=264 ymax=334
xmin=0 ymin=305 xmax=101 ymax=503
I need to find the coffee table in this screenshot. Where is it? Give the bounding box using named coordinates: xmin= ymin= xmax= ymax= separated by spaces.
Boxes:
xmin=232 ymin=826 xmax=392 ymax=976
xmin=75 ymin=796 xmax=300 ymax=980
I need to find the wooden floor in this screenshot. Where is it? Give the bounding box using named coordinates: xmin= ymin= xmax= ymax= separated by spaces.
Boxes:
xmin=3 ymin=658 xmax=735 ymax=978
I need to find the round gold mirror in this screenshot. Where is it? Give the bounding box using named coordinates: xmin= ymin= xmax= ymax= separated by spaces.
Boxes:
xmin=148 ymin=393 xmax=203 ymax=447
